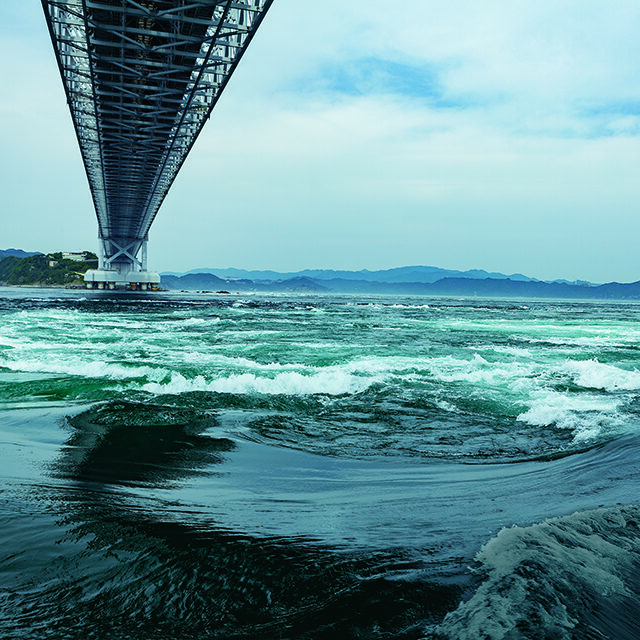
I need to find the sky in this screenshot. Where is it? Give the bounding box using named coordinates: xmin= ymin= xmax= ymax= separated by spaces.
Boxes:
xmin=1 ymin=2 xmax=640 ymax=282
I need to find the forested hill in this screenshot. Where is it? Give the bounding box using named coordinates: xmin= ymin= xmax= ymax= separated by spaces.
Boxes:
xmin=0 ymin=252 xmax=98 ymax=286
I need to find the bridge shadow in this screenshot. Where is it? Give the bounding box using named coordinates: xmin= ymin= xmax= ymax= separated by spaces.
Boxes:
xmin=44 ymin=399 xmax=460 ymax=640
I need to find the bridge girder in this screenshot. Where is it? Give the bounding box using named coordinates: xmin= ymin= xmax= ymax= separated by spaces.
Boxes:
xmin=42 ymin=0 xmax=274 ymax=274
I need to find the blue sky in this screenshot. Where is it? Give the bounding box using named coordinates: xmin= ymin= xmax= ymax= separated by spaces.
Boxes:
xmin=1 ymin=1 xmax=640 ymax=282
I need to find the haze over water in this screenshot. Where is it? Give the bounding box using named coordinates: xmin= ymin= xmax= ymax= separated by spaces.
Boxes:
xmin=1 ymin=288 xmax=640 ymax=639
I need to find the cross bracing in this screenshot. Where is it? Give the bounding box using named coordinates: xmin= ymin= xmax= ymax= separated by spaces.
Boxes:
xmin=41 ymin=0 xmax=273 ymax=270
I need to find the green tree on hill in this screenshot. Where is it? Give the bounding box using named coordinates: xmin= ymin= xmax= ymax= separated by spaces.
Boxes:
xmin=0 ymin=252 xmax=99 ymax=286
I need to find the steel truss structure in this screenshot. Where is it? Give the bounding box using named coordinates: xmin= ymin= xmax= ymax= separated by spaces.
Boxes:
xmin=42 ymin=0 xmax=273 ymax=274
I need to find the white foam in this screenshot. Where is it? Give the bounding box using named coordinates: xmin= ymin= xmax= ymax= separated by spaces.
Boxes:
xmin=130 ymin=354 xmax=443 ymax=396
xmin=424 ymin=353 xmax=538 ymax=387
xmin=0 ymin=355 xmax=164 ymax=382
xmin=140 ymin=367 xmax=376 ymax=396
xmin=0 ymin=336 xmax=20 ymax=348
xmin=561 ymin=358 xmax=640 ymax=391
xmin=10 ymin=308 xmax=81 ymax=322
xmin=433 ymin=399 xmax=459 ymax=413
xmin=524 ymin=333 xmax=634 ymax=349
xmin=388 ymin=304 xmax=431 ymax=309
xmin=180 ymin=317 xmax=213 ymax=327
xmin=157 ymin=316 xmax=221 ymax=330
xmin=517 ymin=390 xmax=625 ymax=440
xmin=433 ymin=505 xmax=640 ymax=639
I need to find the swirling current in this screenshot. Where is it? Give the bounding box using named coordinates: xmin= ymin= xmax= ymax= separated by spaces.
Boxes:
xmin=1 ymin=288 xmax=640 ymax=639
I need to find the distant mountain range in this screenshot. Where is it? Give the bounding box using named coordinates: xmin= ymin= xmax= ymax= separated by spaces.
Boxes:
xmin=5 ymin=249 xmax=639 ymax=299
xmin=160 ymin=266 xmax=640 ymax=300
xmin=163 ymin=265 xmax=541 ymax=284
xmin=0 ymin=248 xmax=41 ymax=261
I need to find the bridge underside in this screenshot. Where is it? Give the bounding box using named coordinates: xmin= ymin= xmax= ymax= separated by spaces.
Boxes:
xmin=42 ymin=0 xmax=273 ymax=287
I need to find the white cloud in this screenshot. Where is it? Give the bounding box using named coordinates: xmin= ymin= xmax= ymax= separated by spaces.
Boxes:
xmin=243 ymin=0 xmax=640 ymax=137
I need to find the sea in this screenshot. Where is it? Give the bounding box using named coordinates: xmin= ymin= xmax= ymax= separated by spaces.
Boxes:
xmin=1 ymin=287 xmax=640 ymax=639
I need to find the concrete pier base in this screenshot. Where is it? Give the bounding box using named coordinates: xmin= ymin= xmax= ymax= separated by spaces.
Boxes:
xmin=84 ymin=269 xmax=161 ymax=291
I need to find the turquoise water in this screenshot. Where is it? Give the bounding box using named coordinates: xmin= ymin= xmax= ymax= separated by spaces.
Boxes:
xmin=1 ymin=288 xmax=640 ymax=638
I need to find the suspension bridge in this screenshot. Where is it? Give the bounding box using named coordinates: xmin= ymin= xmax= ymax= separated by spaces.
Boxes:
xmin=42 ymin=0 xmax=274 ymax=289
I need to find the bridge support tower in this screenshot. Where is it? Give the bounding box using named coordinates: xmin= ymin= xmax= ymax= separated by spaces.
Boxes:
xmin=43 ymin=0 xmax=274 ymax=294
xmin=84 ymin=236 xmax=160 ymax=291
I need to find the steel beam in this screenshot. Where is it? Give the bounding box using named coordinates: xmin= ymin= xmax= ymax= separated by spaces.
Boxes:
xmin=41 ymin=0 xmax=274 ymax=280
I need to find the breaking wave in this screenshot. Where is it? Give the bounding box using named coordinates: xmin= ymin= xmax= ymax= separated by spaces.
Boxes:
xmin=140 ymin=368 xmax=380 ymax=396
xmin=561 ymin=357 xmax=640 ymax=391
xmin=0 ymin=356 xmax=162 ymax=381
xmin=433 ymin=505 xmax=640 ymax=640
xmin=516 ymin=390 xmax=627 ymax=440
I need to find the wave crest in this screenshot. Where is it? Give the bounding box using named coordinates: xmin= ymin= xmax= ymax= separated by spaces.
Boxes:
xmin=141 ymin=368 xmax=379 ymax=396
xmin=561 ymin=358 xmax=640 ymax=391
xmin=433 ymin=505 xmax=640 ymax=639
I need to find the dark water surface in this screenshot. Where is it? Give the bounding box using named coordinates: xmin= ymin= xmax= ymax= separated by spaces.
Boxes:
xmin=1 ymin=288 xmax=640 ymax=638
